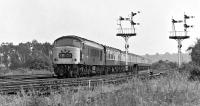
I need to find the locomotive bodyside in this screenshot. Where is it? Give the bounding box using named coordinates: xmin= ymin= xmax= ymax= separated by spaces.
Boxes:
xmin=81 ymin=40 xmax=105 ymax=75
xmin=82 ymin=41 xmax=104 ymax=65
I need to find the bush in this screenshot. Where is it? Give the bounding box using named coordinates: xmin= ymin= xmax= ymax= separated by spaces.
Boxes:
xmin=189 ymin=65 xmax=200 ymax=80
xmin=151 ymin=60 xmax=177 ymax=70
xmin=26 ymin=52 xmax=52 ymax=70
xmin=180 ymin=62 xmax=200 ymax=80
xmin=189 ymin=39 xmax=200 ymax=66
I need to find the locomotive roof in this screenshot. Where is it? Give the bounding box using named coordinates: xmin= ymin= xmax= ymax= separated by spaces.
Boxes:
xmin=55 ymin=35 xmax=99 ymax=44
xmin=55 ymin=35 xmax=83 ymax=42
xmin=54 ymin=35 xmax=104 ymax=49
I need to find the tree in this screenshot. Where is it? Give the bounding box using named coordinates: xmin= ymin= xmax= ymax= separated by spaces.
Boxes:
xmin=26 ymin=50 xmax=52 ymax=70
xmin=188 ymin=39 xmax=200 ymax=66
xmin=185 ymin=39 xmax=200 ymax=80
xmin=0 ymin=40 xmax=53 ymax=70
xmin=25 ymin=40 xmax=53 ymax=70
xmin=0 ymin=43 xmax=14 ymax=68
xmin=151 ymin=60 xmax=177 ymax=70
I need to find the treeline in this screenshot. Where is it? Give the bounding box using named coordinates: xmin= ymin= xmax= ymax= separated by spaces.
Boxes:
xmin=151 ymin=38 xmax=200 ymax=80
xmin=151 ymin=60 xmax=177 ymax=70
xmin=186 ymin=38 xmax=200 ymax=80
xmin=0 ymin=40 xmax=53 ymax=70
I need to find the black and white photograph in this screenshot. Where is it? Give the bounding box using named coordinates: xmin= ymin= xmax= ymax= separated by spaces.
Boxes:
xmin=0 ymin=0 xmax=200 ymax=106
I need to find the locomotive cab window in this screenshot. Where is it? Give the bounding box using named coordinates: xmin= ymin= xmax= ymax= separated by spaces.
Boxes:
xmin=54 ymin=38 xmax=81 ymax=47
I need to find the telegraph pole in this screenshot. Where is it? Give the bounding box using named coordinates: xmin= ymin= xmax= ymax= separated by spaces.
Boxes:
xmin=116 ymin=11 xmax=140 ymax=71
xmin=169 ymin=13 xmax=194 ymax=69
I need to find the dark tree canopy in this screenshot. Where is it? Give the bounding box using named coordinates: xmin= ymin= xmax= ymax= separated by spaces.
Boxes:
xmin=188 ymin=39 xmax=200 ymax=66
xmin=0 ymin=40 xmax=53 ymax=70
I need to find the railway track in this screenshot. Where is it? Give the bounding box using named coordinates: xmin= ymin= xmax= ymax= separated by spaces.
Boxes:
xmin=0 ymin=69 xmax=169 ymax=95
xmin=0 ymin=73 xmax=134 ymax=94
xmin=0 ymin=74 xmax=54 ymax=80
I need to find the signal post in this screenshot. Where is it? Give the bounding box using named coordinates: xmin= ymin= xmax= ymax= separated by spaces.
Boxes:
xmin=116 ymin=11 xmax=140 ymax=71
xmin=169 ymin=13 xmax=194 ymax=68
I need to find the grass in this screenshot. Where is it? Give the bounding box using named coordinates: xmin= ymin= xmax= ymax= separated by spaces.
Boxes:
xmin=1 ymin=70 xmax=200 ymax=106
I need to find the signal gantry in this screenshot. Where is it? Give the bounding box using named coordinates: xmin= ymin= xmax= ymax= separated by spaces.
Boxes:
xmin=169 ymin=13 xmax=194 ymax=68
xmin=116 ymin=11 xmax=140 ymax=71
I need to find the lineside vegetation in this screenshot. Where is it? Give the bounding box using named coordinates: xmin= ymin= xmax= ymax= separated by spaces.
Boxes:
xmin=1 ymin=70 xmax=200 ymax=106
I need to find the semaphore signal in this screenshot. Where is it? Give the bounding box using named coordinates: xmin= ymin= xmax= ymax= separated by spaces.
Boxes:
xmin=169 ymin=13 xmax=194 ymax=69
xmin=116 ymin=11 xmax=140 ymax=71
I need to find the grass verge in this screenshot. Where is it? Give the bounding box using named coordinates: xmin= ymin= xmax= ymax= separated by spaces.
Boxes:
xmin=1 ymin=71 xmax=200 ymax=106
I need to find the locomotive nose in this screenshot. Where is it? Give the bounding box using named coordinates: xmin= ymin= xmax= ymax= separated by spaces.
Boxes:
xmin=53 ymin=46 xmax=80 ymax=64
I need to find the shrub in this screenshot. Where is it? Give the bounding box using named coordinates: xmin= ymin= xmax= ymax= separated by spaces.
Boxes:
xmin=26 ymin=52 xmax=52 ymax=70
xmin=189 ymin=39 xmax=200 ymax=66
xmin=181 ymin=62 xmax=200 ymax=80
xmin=151 ymin=60 xmax=177 ymax=70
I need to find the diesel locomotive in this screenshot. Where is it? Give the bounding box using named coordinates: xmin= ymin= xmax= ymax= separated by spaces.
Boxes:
xmin=52 ymin=35 xmax=151 ymax=78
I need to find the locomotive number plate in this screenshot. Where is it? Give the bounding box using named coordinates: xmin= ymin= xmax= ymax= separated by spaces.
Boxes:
xmin=59 ymin=53 xmax=72 ymax=58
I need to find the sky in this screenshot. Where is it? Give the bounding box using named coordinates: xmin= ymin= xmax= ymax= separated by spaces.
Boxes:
xmin=0 ymin=0 xmax=199 ymax=55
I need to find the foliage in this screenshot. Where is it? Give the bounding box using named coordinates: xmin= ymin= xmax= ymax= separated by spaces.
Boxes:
xmin=188 ymin=38 xmax=200 ymax=66
xmin=0 ymin=43 xmax=14 ymax=68
xmin=151 ymin=60 xmax=177 ymax=70
xmin=26 ymin=51 xmax=52 ymax=70
xmin=180 ymin=62 xmax=200 ymax=80
xmin=185 ymin=38 xmax=200 ymax=80
xmin=0 ymin=40 xmax=53 ymax=70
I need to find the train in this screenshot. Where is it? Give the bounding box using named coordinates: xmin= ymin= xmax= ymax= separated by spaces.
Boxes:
xmin=52 ymin=35 xmax=151 ymax=78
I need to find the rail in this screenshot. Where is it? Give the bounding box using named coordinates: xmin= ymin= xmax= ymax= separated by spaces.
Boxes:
xmin=0 ymin=69 xmax=169 ymax=95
